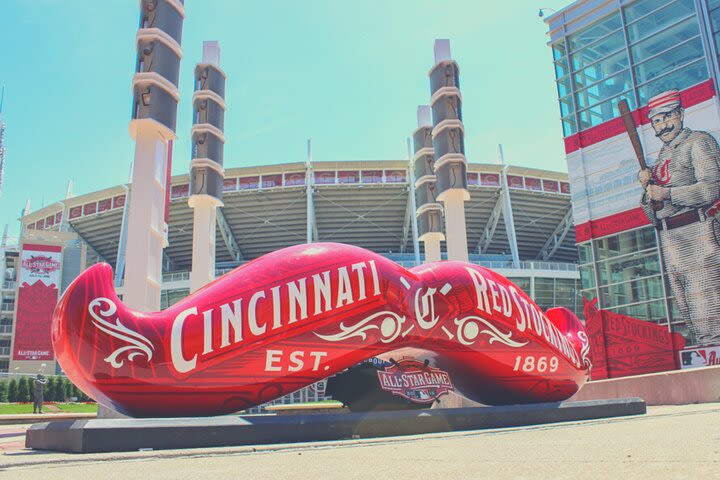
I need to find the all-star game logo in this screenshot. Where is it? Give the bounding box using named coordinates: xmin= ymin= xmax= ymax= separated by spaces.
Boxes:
xmin=22 ymin=255 xmax=61 ymax=275
xmin=376 ymin=359 xmax=454 ymax=404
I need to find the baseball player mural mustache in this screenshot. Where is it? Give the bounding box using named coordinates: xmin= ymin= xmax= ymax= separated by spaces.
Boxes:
xmin=52 ymin=243 xmax=591 ymax=417
xmin=631 ymin=89 xmax=720 ymax=347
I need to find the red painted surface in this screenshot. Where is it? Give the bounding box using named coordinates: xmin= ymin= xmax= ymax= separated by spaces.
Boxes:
xmin=564 ymin=80 xmax=716 ymax=154
xmin=574 ymin=207 xmax=651 ymax=243
xmin=53 ymin=243 xmax=591 ymax=417
xmin=583 ymin=298 xmax=685 ymax=380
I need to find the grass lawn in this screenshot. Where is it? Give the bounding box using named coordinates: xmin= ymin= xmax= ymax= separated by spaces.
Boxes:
xmin=0 ymin=403 xmax=98 ymax=415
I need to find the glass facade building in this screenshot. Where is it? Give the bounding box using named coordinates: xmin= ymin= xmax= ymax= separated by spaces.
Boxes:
xmin=552 ymin=0 xmax=716 ymax=136
xmin=547 ymin=0 xmax=720 ymax=347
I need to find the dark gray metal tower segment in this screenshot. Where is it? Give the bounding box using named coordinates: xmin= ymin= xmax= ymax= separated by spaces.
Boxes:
xmin=412 ymin=118 xmax=443 ymax=238
xmin=131 ymin=0 xmax=185 ymax=133
xmin=429 ymin=54 xmax=468 ymax=195
xmin=190 ymin=42 xmax=226 ymax=201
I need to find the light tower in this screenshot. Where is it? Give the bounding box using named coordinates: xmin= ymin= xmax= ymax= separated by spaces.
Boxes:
xmin=429 ymin=39 xmax=469 ymax=262
xmin=189 ymin=41 xmax=226 ymax=292
xmin=412 ymin=106 xmax=444 ymax=263
xmin=123 ymin=0 xmax=185 ymax=311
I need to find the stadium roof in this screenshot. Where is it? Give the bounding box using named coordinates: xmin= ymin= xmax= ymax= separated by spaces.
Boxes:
xmin=21 ymin=160 xmax=577 ymax=270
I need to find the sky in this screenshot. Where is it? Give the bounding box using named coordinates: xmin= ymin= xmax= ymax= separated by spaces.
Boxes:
xmin=0 ymin=0 xmax=571 ymax=243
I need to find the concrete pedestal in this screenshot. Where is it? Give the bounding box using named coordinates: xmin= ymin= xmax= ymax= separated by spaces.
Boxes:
xmin=26 ymin=398 xmax=646 ymax=453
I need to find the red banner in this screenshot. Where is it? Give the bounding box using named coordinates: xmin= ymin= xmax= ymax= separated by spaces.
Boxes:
xmin=13 ymin=243 xmax=62 ymax=361
xmin=574 ymin=207 xmax=651 ymax=242
xmin=583 ymin=298 xmax=685 ymax=379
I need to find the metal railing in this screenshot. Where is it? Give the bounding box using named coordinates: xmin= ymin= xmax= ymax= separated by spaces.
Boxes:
xmin=0 ymin=325 xmax=12 ymax=334
xmin=114 ymin=260 xmax=578 ymax=290
xmin=0 ymin=347 xmax=9 ymax=356
xmin=0 ymin=304 xmax=14 ymax=312
xmin=1 ymin=281 xmax=16 ymax=290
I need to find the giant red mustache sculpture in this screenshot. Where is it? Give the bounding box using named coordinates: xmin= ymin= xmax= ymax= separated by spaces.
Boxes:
xmin=52 ymin=243 xmax=591 ymax=417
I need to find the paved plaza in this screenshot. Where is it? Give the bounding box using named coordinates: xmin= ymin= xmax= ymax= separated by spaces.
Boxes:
xmin=0 ymin=403 xmax=717 ymax=479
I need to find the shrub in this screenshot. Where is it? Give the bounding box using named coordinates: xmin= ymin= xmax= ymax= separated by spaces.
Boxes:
xmin=16 ymin=376 xmax=30 ymax=403
xmin=0 ymin=381 xmax=7 ymax=402
xmin=45 ymin=376 xmax=56 ymax=401
xmin=7 ymin=379 xmax=17 ymax=402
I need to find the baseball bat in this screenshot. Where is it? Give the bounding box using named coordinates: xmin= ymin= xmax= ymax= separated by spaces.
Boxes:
xmin=619 ymin=99 xmax=662 ymax=211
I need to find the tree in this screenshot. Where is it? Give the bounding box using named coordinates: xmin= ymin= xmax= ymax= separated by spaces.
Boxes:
xmin=0 ymin=381 xmax=7 ymax=402
xmin=64 ymin=378 xmax=73 ymax=401
xmin=45 ymin=376 xmax=56 ymax=402
xmin=16 ymin=376 xmax=30 ymax=402
xmin=7 ymin=379 xmax=16 ymax=402
xmin=54 ymin=376 xmax=65 ymax=402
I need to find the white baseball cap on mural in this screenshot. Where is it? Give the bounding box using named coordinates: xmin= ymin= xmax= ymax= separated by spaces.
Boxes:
xmin=647 ymin=89 xmax=682 ymax=118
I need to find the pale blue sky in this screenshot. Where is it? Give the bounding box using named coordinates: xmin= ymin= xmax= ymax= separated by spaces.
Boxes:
xmin=0 ymin=0 xmax=570 ymax=242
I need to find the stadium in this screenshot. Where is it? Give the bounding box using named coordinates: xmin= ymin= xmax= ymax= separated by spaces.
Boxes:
xmin=2 ymin=159 xmax=581 ymax=392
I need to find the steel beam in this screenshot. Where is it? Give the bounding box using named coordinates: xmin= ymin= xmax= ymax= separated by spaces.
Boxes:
xmin=477 ymin=192 xmax=503 ymax=254
xmin=216 ymin=207 xmax=243 ymax=262
xmin=537 ymin=208 xmax=573 ymax=261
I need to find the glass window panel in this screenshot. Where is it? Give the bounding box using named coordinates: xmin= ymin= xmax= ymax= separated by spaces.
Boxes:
xmin=578 ymin=91 xmax=634 ymax=130
xmin=637 ymin=58 xmax=708 ymax=103
xmin=555 ymin=278 xmax=580 ymax=313
xmin=711 ymin=7 xmax=720 ymax=32
xmin=599 ymin=276 xmax=665 ymax=308
xmin=556 ymin=76 xmax=572 ymax=97
xmin=633 ymin=36 xmax=704 ymax=84
xmin=710 ymin=0 xmax=720 ymax=12
xmin=534 ymin=278 xmax=555 ymax=310
xmin=562 ymin=116 xmax=577 ymax=136
xmin=596 ymin=250 xmax=661 ymax=286
xmin=507 ymin=277 xmax=531 ymax=294
xmin=594 ymin=227 xmax=656 ymax=260
xmin=570 ymin=31 xmax=626 ymax=71
xmin=575 ymin=70 xmax=632 ymax=109
xmin=559 ymin=96 xmax=574 ymax=117
xmin=607 ymin=299 xmax=667 ymax=322
xmin=626 ymin=0 xmax=696 ymax=43
xmin=568 ymin=13 xmax=622 ymax=52
xmin=552 ymin=42 xmax=566 ymax=60
xmin=573 ymin=50 xmax=629 ymax=90
xmin=578 ymin=243 xmax=592 ymax=265
xmin=624 ymin=0 xmax=674 ymax=23
xmin=580 ymin=265 xmax=596 ymax=289
xmin=554 ymin=58 xmax=570 ymax=79
xmin=630 ymin=16 xmax=700 ymax=61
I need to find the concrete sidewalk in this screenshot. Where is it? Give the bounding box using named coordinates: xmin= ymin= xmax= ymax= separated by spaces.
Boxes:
xmin=0 ymin=403 xmax=717 ymax=479
xmin=0 ymin=413 xmax=96 ymax=425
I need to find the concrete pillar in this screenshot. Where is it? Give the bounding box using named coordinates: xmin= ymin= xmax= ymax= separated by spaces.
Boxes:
xmin=412 ymin=106 xmax=445 ymax=264
xmin=189 ymin=41 xmax=226 ymax=292
xmin=429 ymin=39 xmax=469 ymax=262
xmin=123 ymin=0 xmax=185 ymax=311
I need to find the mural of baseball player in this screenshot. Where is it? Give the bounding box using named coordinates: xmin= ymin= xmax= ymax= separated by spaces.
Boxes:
xmin=638 ymin=89 xmax=720 ymax=347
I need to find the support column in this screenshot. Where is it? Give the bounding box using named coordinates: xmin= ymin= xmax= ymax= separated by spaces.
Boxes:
xmin=189 ymin=41 xmax=226 ymax=292
xmin=306 ymin=139 xmax=314 ymax=243
xmin=498 ymin=144 xmax=520 ymax=268
xmin=412 ymin=106 xmax=444 ymax=263
xmin=405 ymin=138 xmax=421 ymax=265
xmin=429 ymin=39 xmax=469 ymax=262
xmin=123 ymin=0 xmax=185 ymax=311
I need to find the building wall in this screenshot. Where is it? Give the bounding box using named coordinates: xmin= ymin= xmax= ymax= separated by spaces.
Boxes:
xmin=547 ymin=0 xmax=720 ymax=348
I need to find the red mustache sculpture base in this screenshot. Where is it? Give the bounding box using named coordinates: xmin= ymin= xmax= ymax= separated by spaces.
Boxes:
xmin=52 ymin=243 xmax=591 ymax=417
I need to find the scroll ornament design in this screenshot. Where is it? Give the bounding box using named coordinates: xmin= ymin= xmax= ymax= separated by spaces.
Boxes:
xmin=453 ymin=316 xmax=528 ymax=348
xmin=577 ymin=331 xmax=593 ymax=369
xmin=89 ymin=297 xmax=155 ymax=368
xmin=314 ymin=311 xmax=406 ymax=344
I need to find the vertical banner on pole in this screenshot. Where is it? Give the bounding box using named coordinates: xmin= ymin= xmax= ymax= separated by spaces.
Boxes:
xmin=13 ymin=243 xmax=62 ymax=360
